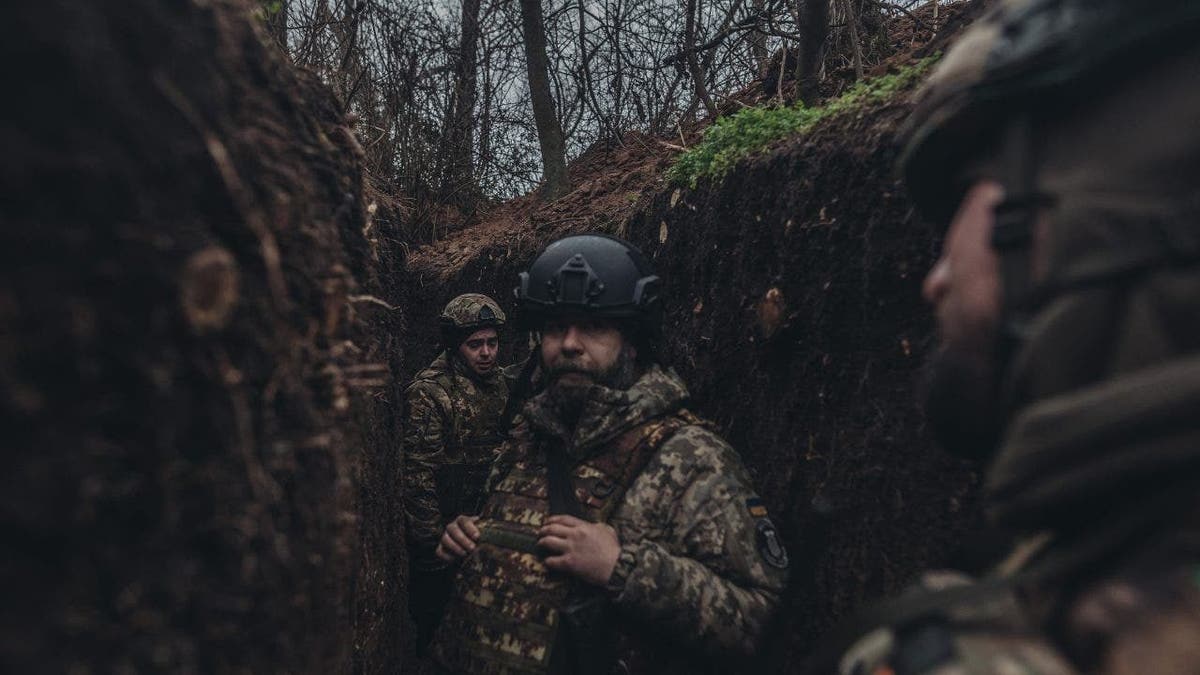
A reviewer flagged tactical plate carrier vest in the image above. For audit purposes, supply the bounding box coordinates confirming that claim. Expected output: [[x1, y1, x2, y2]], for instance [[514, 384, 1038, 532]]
[[413, 357, 508, 519], [433, 410, 706, 674]]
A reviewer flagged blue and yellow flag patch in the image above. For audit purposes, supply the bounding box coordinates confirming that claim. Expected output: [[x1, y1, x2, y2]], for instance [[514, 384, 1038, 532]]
[[746, 498, 788, 569], [746, 497, 769, 518]]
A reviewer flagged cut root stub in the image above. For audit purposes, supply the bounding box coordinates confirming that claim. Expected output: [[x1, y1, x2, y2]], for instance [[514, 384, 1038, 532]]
[[180, 246, 240, 333]]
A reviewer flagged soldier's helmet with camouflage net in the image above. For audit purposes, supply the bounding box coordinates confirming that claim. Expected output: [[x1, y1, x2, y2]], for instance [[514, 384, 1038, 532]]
[[439, 293, 506, 347], [898, 0, 1200, 227]]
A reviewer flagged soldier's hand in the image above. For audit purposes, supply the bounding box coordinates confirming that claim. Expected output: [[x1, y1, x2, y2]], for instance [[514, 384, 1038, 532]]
[[537, 515, 620, 586], [436, 515, 481, 562]]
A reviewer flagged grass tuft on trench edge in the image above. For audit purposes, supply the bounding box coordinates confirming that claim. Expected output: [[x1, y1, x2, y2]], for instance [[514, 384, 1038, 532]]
[[667, 55, 941, 189]]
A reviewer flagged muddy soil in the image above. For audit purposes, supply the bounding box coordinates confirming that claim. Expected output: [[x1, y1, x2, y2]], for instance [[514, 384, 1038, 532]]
[[622, 105, 980, 663], [2, 1, 406, 672]]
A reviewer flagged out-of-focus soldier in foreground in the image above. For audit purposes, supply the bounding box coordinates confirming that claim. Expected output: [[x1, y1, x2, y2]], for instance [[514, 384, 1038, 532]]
[[431, 234, 788, 674], [403, 293, 511, 655], [833, 1, 1200, 674]]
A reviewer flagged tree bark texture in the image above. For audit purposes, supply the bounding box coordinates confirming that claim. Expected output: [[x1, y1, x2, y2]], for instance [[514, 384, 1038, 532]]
[[685, 0, 718, 117], [519, 0, 570, 200], [796, 0, 831, 105], [843, 0, 864, 80], [751, 0, 768, 73], [440, 0, 483, 213]]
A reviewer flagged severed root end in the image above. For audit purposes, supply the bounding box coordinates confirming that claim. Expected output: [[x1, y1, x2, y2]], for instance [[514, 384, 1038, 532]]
[[180, 246, 240, 333], [757, 287, 786, 340]]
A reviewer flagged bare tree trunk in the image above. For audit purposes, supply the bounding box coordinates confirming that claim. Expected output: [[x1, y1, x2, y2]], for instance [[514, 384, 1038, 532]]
[[610, 0, 627, 133], [751, 0, 768, 73], [478, 34, 495, 196], [685, 0, 717, 117], [329, 0, 363, 108], [441, 0, 483, 213], [843, 0, 864, 81], [578, 0, 616, 142], [519, 0, 570, 200], [795, 0, 830, 106]]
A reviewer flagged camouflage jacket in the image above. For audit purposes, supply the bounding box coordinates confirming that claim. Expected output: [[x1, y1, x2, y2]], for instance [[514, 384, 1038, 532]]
[[837, 558, 1200, 675], [835, 570, 1079, 675], [435, 365, 788, 673], [402, 352, 509, 570]]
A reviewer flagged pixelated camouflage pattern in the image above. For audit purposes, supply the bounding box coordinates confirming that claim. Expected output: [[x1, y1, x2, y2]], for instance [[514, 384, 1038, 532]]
[[435, 400, 689, 672], [441, 293, 507, 330], [433, 365, 787, 674], [910, 632, 1076, 675], [837, 558, 1200, 675], [841, 630, 1078, 675], [403, 352, 509, 570], [836, 571, 1078, 675]]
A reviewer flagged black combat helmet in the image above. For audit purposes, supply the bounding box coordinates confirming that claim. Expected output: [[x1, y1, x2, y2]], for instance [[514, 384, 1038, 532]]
[[515, 234, 662, 355]]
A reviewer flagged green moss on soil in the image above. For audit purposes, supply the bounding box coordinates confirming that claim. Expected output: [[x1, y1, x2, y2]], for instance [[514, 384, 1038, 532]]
[[668, 55, 940, 188]]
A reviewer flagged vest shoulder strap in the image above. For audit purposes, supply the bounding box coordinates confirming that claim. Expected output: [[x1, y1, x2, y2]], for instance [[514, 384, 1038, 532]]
[[588, 409, 708, 522]]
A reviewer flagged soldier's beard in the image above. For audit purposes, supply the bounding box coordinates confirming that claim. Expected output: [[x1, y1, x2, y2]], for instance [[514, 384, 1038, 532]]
[[543, 344, 640, 429], [922, 343, 1004, 462]]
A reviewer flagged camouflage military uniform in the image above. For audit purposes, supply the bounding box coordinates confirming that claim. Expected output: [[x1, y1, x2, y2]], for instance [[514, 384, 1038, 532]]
[[403, 351, 510, 569], [406, 293, 511, 656], [432, 365, 788, 674]]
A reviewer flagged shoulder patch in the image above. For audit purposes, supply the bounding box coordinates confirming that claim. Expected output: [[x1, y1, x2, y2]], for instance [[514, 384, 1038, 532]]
[[746, 497, 769, 518], [749, 500, 788, 569]]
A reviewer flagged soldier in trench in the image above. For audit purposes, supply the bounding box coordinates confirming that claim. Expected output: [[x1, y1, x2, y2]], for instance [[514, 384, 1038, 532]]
[[402, 293, 512, 656], [830, 1, 1200, 673], [430, 234, 789, 674]]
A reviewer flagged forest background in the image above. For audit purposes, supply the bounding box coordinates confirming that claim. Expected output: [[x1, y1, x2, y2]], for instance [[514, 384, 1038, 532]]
[[262, 0, 949, 238]]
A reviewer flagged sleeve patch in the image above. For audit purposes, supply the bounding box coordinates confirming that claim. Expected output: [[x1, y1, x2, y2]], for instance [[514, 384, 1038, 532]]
[[755, 519, 789, 569], [747, 498, 788, 569]]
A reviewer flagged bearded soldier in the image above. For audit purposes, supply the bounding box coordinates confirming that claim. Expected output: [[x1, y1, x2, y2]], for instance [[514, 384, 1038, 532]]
[[830, 2, 1200, 673], [403, 293, 511, 655], [431, 234, 788, 674]]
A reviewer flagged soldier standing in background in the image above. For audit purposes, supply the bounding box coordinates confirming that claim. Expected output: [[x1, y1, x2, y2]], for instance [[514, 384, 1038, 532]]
[[403, 293, 511, 655], [832, 1, 1200, 673], [431, 234, 788, 674]]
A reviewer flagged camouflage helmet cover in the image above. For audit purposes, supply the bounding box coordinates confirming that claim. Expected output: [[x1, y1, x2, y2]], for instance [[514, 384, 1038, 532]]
[[439, 293, 506, 335], [898, 0, 1200, 225]]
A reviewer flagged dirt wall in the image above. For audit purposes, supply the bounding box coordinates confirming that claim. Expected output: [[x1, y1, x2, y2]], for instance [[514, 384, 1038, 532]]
[[622, 108, 981, 663], [1, 1, 405, 672]]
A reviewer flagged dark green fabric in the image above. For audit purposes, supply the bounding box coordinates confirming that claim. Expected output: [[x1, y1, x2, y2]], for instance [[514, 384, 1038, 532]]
[[988, 354, 1200, 532]]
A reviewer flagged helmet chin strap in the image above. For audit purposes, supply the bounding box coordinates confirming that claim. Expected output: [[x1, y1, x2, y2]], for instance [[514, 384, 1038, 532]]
[[990, 112, 1050, 432]]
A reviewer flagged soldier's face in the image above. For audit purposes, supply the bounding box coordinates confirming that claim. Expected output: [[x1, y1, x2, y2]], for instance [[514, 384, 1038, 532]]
[[923, 180, 1004, 353], [539, 317, 633, 389], [921, 180, 1005, 457], [458, 328, 499, 376]]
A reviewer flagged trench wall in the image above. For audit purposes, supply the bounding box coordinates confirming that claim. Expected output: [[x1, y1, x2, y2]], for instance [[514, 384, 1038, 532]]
[[2, 1, 407, 671]]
